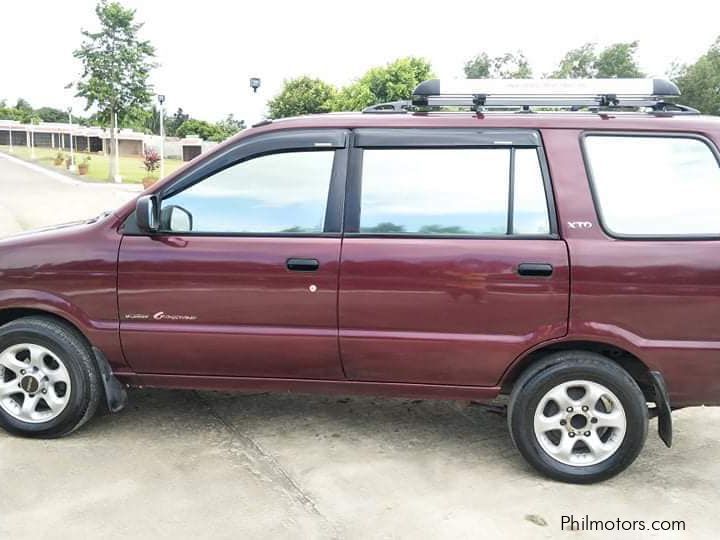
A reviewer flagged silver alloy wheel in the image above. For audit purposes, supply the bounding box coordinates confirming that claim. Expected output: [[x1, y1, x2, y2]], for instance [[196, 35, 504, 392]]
[[0, 343, 72, 423], [533, 380, 627, 466]]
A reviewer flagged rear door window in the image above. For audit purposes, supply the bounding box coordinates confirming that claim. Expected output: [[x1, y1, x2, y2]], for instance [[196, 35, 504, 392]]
[[584, 135, 720, 236], [359, 147, 551, 236]]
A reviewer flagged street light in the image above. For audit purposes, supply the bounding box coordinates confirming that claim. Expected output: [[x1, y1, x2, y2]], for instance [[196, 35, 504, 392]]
[[67, 107, 76, 172], [157, 94, 165, 179], [250, 77, 261, 93]]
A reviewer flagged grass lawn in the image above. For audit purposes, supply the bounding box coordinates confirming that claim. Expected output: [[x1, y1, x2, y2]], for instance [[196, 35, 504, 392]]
[[0, 145, 184, 184]]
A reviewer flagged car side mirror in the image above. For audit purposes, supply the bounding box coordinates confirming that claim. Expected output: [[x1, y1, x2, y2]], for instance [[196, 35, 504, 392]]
[[136, 195, 159, 233], [160, 205, 193, 233]]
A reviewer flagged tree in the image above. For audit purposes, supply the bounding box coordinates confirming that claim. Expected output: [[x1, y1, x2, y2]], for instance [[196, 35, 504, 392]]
[[35, 107, 70, 123], [175, 118, 221, 141], [215, 114, 246, 140], [464, 53, 491, 78], [595, 41, 644, 78], [267, 76, 336, 119], [551, 42, 644, 78], [333, 57, 433, 110], [551, 43, 597, 78], [166, 107, 189, 136], [15, 98, 32, 113], [672, 37, 720, 115], [73, 1, 157, 181], [464, 52, 532, 78]]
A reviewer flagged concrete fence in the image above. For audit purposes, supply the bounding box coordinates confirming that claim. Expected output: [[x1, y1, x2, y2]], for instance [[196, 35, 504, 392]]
[[0, 120, 218, 161]]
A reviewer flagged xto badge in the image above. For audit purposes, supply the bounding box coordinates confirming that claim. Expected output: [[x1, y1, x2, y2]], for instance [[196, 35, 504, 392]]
[[567, 221, 593, 229]]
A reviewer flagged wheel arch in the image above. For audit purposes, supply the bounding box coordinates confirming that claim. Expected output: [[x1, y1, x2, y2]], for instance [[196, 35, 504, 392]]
[[0, 308, 88, 340], [500, 340, 655, 400], [0, 307, 127, 413]]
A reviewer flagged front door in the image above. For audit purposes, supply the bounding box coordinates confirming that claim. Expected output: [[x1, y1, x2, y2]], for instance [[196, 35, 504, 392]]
[[118, 129, 349, 379], [338, 129, 570, 386]]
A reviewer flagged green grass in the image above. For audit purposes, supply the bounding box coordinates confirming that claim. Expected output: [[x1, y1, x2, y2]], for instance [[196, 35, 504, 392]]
[[0, 145, 184, 184]]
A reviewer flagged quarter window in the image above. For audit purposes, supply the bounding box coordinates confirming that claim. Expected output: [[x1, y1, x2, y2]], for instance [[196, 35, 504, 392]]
[[160, 150, 335, 234], [359, 147, 550, 235], [585, 135, 720, 236]]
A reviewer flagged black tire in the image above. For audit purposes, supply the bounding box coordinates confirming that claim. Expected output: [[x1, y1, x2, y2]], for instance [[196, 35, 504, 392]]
[[0, 316, 101, 438], [508, 351, 648, 483]]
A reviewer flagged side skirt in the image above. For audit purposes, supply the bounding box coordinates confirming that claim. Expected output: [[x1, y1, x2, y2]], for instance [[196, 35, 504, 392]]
[[119, 373, 502, 402]]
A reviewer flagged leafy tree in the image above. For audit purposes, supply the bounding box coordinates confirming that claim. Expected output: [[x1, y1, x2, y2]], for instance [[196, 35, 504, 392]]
[[464, 53, 491, 78], [333, 57, 433, 110], [672, 37, 720, 115], [174, 116, 245, 142], [35, 107, 70, 123], [215, 114, 246, 140], [73, 1, 157, 181], [551, 42, 644, 78], [595, 41, 644, 78], [15, 98, 33, 112], [464, 52, 532, 78], [551, 43, 597, 78], [0, 105, 24, 121], [267, 76, 336, 119], [166, 107, 189, 136], [175, 118, 221, 141]]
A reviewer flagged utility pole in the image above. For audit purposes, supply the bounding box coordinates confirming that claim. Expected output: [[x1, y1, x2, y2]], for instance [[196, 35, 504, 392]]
[[68, 107, 77, 172], [28, 124, 35, 160], [158, 94, 165, 178], [112, 111, 121, 183]]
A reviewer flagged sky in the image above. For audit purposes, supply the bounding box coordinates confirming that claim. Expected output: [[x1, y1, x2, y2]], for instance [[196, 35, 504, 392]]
[[2, 0, 719, 125]]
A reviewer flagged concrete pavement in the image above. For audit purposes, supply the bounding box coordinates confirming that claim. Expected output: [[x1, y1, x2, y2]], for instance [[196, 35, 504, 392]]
[[0, 152, 140, 233], [0, 153, 718, 539]]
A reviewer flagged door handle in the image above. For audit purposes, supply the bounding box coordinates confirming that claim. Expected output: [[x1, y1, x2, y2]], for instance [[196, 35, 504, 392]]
[[286, 258, 320, 272], [517, 263, 553, 277]]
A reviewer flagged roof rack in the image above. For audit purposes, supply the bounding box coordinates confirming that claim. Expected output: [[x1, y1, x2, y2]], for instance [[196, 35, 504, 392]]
[[362, 101, 412, 113], [361, 78, 699, 116]]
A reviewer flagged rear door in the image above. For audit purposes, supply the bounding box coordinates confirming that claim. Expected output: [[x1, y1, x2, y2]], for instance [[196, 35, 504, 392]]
[[118, 129, 349, 379], [338, 128, 569, 386]]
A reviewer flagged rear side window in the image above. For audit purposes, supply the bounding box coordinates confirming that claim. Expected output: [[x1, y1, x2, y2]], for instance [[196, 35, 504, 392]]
[[359, 147, 550, 235], [585, 135, 720, 236]]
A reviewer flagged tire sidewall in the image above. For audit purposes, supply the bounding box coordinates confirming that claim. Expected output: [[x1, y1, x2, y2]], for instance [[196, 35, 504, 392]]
[[510, 360, 648, 483], [0, 326, 92, 437]]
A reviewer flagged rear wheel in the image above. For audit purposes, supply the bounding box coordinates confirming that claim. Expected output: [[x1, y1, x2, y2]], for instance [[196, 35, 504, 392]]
[[0, 317, 101, 438], [508, 351, 648, 483]]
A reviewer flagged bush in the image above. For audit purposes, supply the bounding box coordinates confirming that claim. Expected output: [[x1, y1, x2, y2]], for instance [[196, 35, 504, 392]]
[[143, 148, 161, 174]]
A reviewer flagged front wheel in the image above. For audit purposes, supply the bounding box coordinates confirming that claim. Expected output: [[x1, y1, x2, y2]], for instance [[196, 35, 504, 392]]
[[508, 352, 648, 483], [0, 317, 102, 438]]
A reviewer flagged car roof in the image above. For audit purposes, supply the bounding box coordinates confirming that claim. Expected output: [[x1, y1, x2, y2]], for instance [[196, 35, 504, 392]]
[[247, 111, 720, 135]]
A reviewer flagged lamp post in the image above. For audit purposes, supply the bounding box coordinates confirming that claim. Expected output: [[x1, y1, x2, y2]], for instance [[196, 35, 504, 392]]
[[249, 77, 262, 126], [157, 94, 165, 179], [8, 123, 12, 153], [68, 107, 76, 172]]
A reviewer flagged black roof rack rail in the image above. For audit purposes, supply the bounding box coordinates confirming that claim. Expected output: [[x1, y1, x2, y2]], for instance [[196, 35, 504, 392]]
[[362, 101, 412, 113]]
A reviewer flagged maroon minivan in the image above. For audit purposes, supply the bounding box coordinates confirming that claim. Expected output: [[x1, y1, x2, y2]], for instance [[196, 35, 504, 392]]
[[1, 78, 719, 483]]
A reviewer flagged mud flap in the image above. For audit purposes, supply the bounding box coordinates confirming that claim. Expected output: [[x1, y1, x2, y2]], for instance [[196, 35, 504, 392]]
[[649, 371, 672, 448], [92, 347, 128, 413]]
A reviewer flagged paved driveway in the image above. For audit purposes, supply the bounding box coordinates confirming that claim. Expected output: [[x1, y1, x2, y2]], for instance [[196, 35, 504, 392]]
[[0, 153, 718, 539]]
